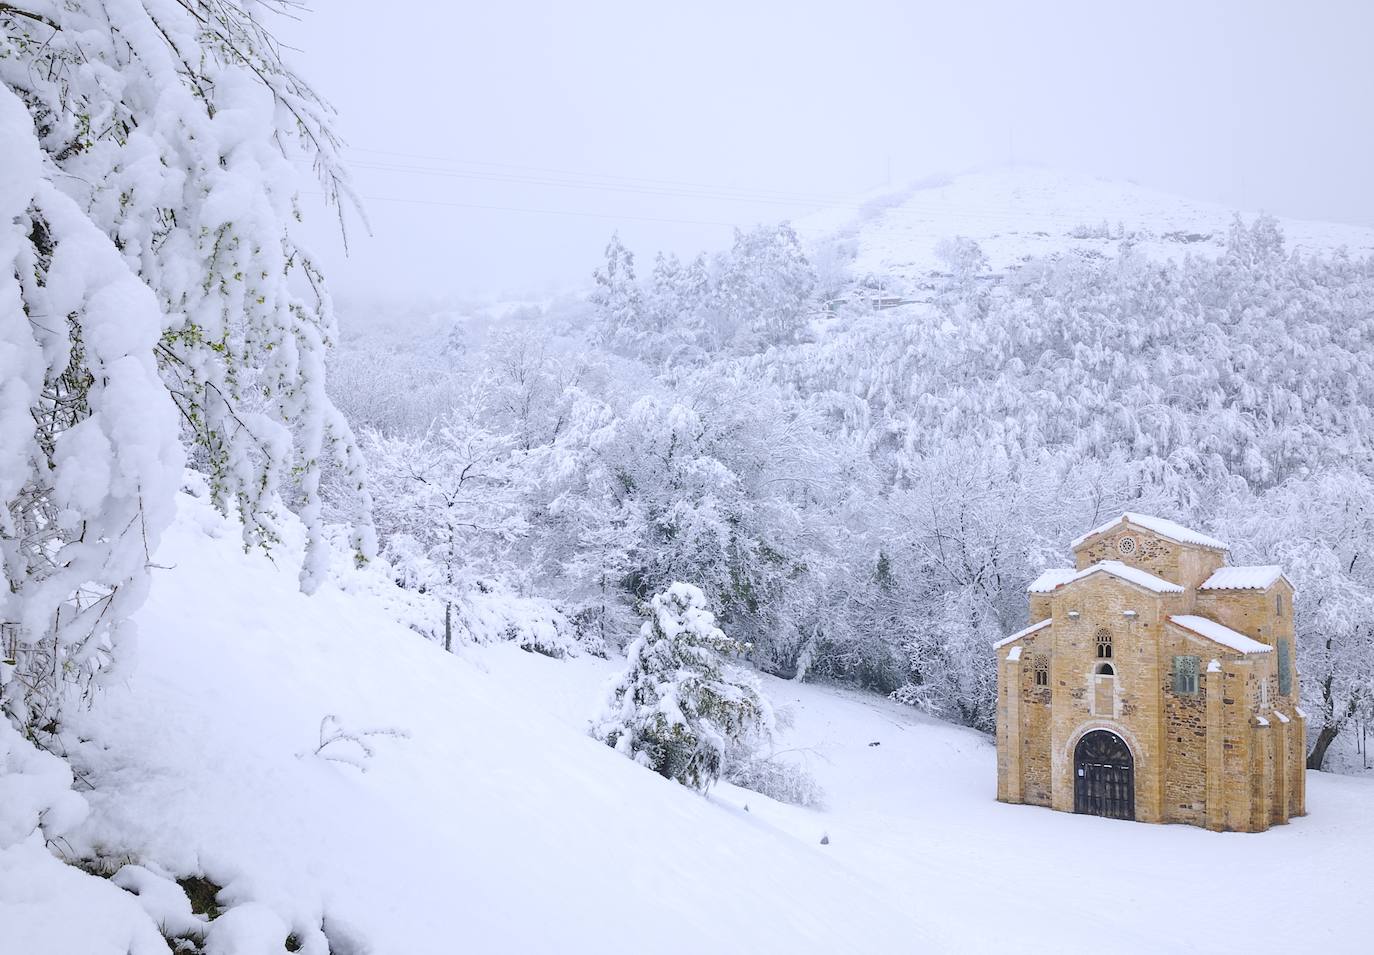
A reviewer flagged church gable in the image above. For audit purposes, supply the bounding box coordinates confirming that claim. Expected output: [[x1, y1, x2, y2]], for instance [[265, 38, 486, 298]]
[[1071, 512, 1229, 552], [1070, 513, 1227, 588], [1046, 560, 1183, 596]]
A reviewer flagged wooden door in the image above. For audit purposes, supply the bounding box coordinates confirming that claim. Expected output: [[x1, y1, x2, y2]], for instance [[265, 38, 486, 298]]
[[1074, 730, 1135, 820]]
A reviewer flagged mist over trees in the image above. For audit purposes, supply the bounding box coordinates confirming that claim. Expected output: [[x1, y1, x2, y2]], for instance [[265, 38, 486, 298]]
[[336, 216, 1374, 770]]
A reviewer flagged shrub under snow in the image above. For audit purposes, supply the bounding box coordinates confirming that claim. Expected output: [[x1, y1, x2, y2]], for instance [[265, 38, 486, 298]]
[[593, 583, 772, 790]]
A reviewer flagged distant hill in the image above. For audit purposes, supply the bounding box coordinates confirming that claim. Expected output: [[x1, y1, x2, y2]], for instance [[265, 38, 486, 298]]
[[801, 168, 1374, 293]]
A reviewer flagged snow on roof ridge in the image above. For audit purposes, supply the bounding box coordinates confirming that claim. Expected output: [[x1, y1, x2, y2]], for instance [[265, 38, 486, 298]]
[[1199, 565, 1286, 591], [1027, 568, 1077, 593], [993, 617, 1051, 649], [1071, 512, 1228, 551], [1169, 614, 1272, 655], [1038, 560, 1184, 595], [1087, 560, 1184, 593]]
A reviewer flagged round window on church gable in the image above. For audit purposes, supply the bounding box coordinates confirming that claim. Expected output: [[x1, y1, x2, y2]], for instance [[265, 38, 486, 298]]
[[1117, 535, 1138, 556]]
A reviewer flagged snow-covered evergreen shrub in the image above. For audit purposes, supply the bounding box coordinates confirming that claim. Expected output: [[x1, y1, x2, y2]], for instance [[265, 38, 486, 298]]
[[500, 608, 582, 660], [593, 583, 772, 790]]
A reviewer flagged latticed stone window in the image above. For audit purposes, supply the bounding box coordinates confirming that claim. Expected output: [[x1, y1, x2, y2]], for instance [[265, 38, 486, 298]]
[[1034, 656, 1049, 687], [1172, 655, 1200, 695], [1095, 628, 1113, 660], [1277, 638, 1291, 695]]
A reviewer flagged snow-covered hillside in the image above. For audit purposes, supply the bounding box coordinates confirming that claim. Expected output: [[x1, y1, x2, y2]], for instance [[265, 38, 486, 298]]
[[803, 167, 1374, 290], [9, 490, 1372, 953]]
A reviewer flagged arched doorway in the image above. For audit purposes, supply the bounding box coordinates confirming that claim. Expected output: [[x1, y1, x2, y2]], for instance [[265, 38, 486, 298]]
[[1074, 730, 1135, 820]]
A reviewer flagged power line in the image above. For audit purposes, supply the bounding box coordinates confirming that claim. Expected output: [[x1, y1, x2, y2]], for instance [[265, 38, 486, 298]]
[[337, 158, 838, 209], [342, 146, 856, 205], [325, 157, 1164, 229], [302, 191, 742, 227], [322, 148, 1221, 232]]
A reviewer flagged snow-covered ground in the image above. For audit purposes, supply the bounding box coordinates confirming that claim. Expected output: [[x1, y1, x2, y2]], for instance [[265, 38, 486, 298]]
[[8, 492, 1373, 953], [801, 167, 1374, 288]]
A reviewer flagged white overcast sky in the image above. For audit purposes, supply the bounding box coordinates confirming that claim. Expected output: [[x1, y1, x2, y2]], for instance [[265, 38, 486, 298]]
[[278, 0, 1374, 301]]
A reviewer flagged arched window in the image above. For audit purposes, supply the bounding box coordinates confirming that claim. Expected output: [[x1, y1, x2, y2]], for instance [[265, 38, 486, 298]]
[[1172, 655, 1200, 695], [1095, 661, 1115, 676], [1034, 657, 1049, 687], [1096, 628, 1113, 660]]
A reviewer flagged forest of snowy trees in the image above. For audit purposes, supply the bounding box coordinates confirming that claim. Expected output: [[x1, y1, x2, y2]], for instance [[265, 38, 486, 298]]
[[3, 0, 1371, 780], [334, 217, 1374, 771]]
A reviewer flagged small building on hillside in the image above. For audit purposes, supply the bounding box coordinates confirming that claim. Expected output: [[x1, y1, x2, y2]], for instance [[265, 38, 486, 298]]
[[995, 513, 1306, 831]]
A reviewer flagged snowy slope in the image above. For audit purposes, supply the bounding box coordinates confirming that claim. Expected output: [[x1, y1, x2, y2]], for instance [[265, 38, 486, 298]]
[[7, 489, 1371, 953], [38, 491, 918, 953], [802, 167, 1374, 289], [505, 646, 1374, 955]]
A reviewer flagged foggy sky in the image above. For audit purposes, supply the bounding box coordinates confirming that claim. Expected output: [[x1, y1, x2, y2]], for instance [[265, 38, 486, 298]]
[[279, 1, 1374, 302]]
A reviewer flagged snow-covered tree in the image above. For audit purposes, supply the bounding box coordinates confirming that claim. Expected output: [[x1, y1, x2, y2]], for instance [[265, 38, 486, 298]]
[[365, 415, 524, 650], [0, 86, 181, 728], [711, 223, 816, 349], [593, 583, 772, 790], [2, 0, 370, 728], [1214, 471, 1374, 769], [590, 233, 643, 348]]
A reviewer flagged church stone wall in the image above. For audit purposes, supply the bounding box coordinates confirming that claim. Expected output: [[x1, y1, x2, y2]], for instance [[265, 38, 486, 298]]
[[1021, 633, 1053, 806], [1216, 663, 1257, 830], [1194, 590, 1270, 644], [1160, 626, 1209, 826]]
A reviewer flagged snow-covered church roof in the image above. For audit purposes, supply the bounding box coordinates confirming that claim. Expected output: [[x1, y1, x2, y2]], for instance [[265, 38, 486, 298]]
[[1168, 615, 1271, 654], [1027, 568, 1077, 593], [1027, 560, 1183, 595], [993, 618, 1051, 649], [1199, 565, 1287, 591], [1071, 512, 1228, 551]]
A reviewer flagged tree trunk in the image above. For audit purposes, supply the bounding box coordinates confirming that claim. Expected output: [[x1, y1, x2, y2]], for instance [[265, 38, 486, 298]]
[[444, 601, 452, 653], [1307, 722, 1340, 770]]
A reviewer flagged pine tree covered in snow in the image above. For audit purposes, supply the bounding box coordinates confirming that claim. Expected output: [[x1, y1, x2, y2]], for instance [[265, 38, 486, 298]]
[[594, 583, 772, 790], [590, 233, 643, 349], [711, 223, 816, 349]]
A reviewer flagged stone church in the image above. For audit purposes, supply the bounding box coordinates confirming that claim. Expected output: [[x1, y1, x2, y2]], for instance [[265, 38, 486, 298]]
[[995, 513, 1305, 831]]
